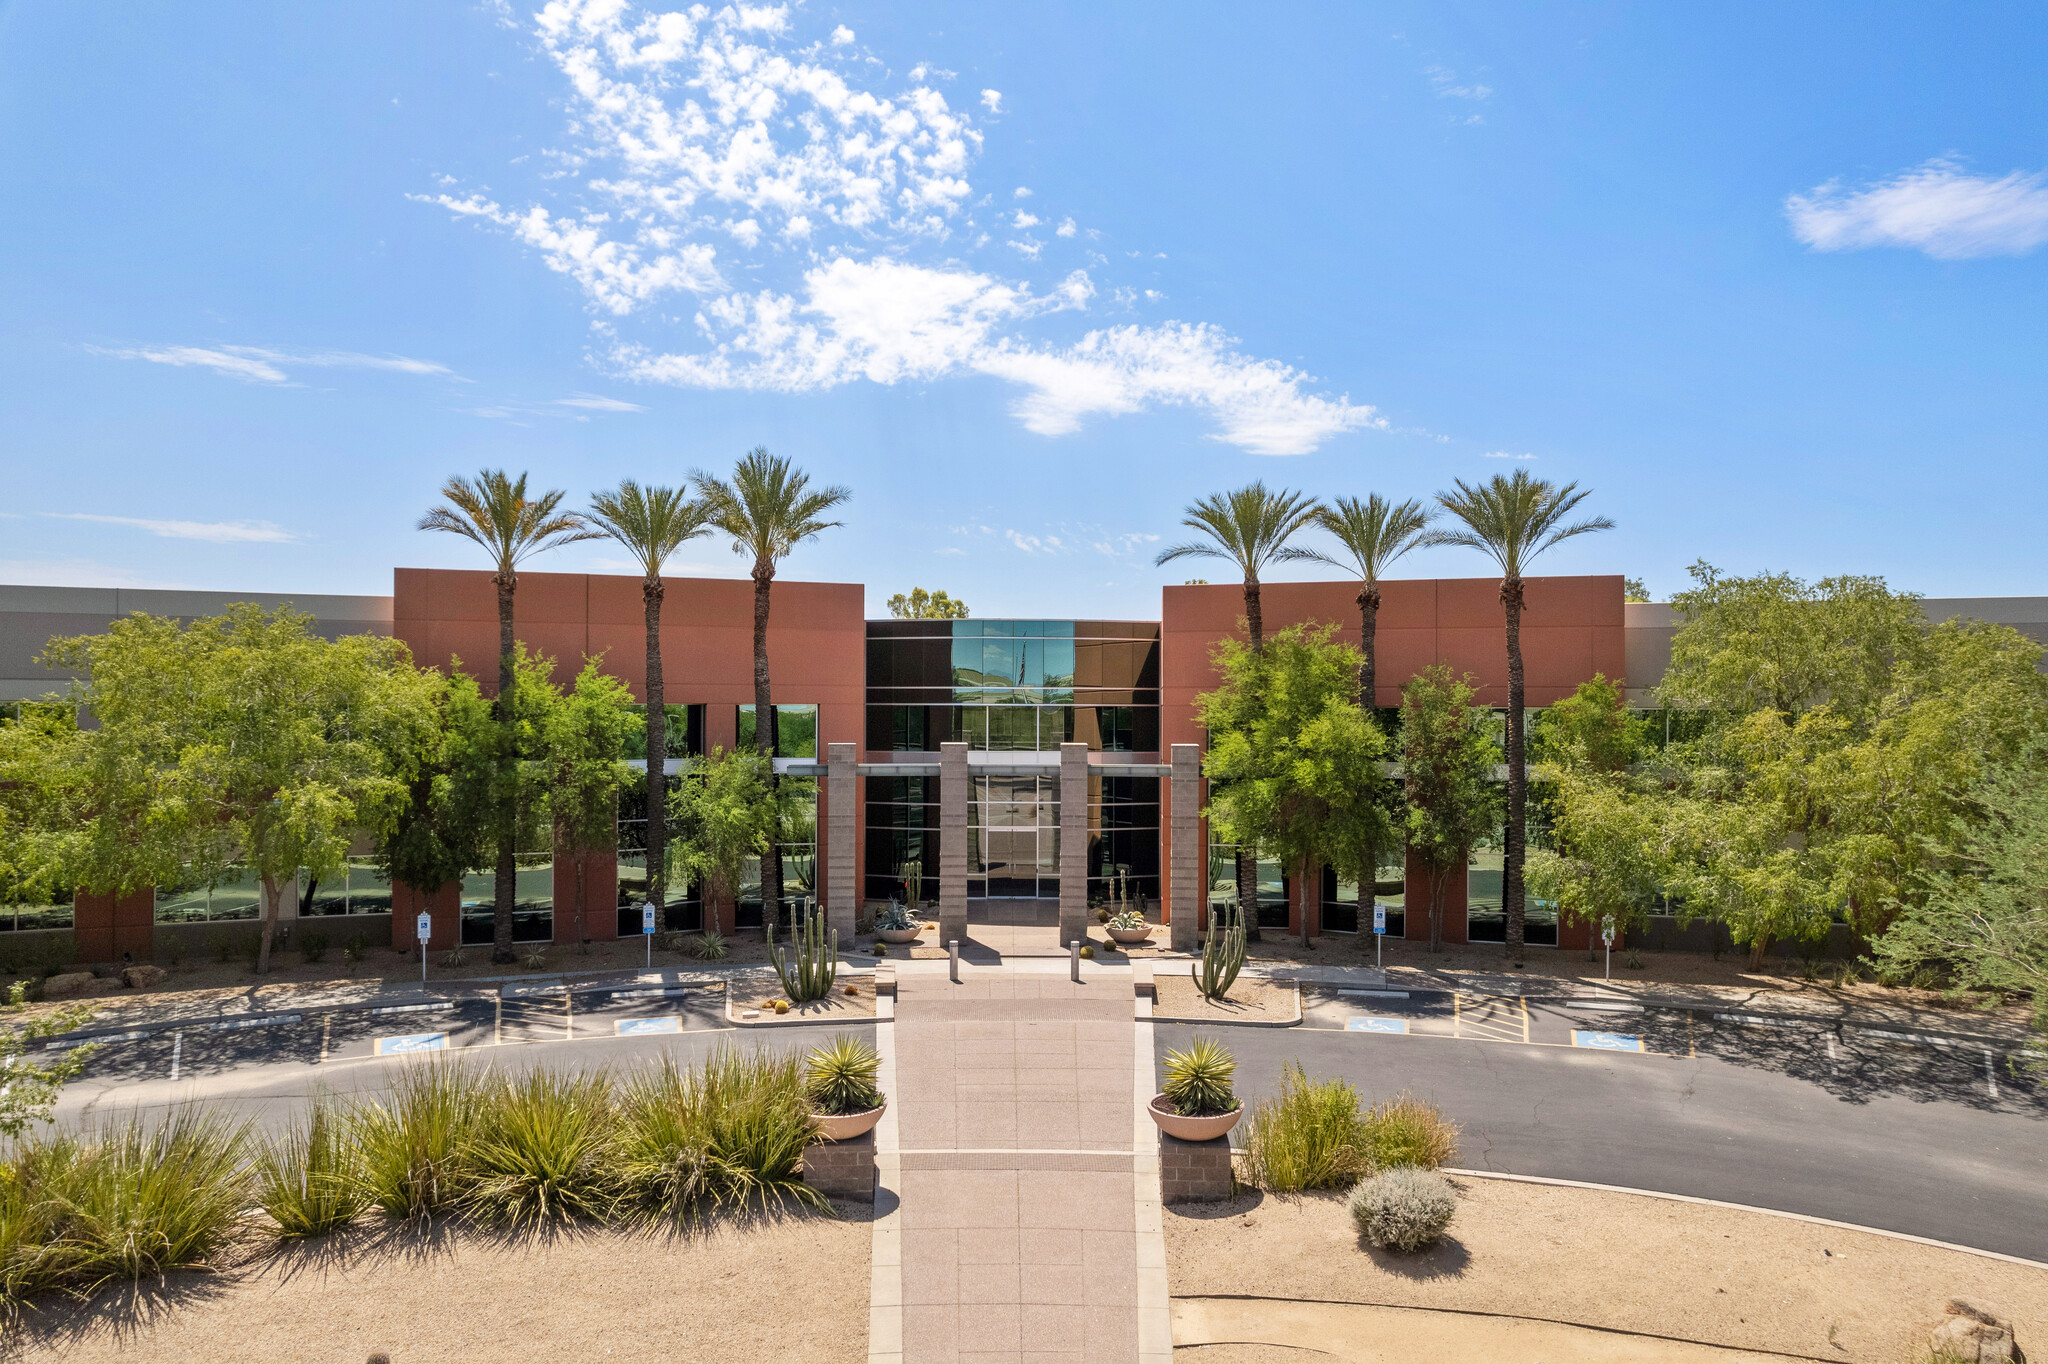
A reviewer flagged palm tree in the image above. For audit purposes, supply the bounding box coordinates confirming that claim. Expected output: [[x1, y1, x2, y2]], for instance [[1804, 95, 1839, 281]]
[[1426, 470, 1613, 962], [419, 469, 600, 963], [1301, 494, 1435, 707], [692, 449, 850, 934], [1155, 482, 1321, 940], [587, 481, 714, 930]]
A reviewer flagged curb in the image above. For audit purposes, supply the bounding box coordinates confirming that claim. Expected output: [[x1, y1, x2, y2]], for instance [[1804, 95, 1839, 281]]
[[1442, 1167, 2048, 1270]]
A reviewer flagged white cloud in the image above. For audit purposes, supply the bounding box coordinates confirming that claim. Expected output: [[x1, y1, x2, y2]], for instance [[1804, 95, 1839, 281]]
[[1092, 531, 1159, 556], [1786, 157, 2048, 259], [1005, 529, 1065, 554], [829, 24, 854, 45], [1482, 450, 1535, 460], [87, 343, 457, 385], [980, 89, 1002, 113], [423, 1, 1384, 455], [1426, 64, 1491, 100], [555, 393, 648, 411], [42, 513, 297, 544], [936, 546, 965, 556]]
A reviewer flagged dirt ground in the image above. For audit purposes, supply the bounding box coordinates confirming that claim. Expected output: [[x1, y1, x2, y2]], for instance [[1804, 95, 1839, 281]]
[[1164, 1176, 2048, 1363], [1153, 975, 1298, 1025], [9, 1207, 872, 1364], [731, 985, 878, 1022]]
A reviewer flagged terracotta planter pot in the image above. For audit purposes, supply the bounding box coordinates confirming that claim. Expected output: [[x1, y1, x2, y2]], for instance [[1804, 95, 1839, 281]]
[[1147, 1094, 1241, 1142], [812, 1099, 887, 1141], [877, 927, 921, 944], [1106, 926, 1153, 945]]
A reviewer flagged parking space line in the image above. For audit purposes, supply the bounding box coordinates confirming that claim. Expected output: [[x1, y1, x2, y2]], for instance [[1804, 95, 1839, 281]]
[[170, 1030, 181, 1081], [565, 992, 573, 1041], [1986, 1049, 2000, 1101], [1520, 997, 1530, 1044], [320, 1015, 331, 1065], [494, 996, 503, 1046]]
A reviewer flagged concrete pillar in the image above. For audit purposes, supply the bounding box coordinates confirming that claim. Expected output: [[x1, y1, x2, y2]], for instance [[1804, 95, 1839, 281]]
[[939, 742, 969, 946], [1058, 742, 1088, 946], [1169, 743, 1202, 952], [826, 742, 858, 940]]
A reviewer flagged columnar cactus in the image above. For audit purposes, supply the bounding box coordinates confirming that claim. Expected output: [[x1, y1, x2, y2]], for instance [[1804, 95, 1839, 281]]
[[1197, 907, 1246, 1001], [768, 902, 839, 1003]]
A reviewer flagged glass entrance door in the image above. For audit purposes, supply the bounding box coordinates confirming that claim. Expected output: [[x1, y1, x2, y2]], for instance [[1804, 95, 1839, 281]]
[[969, 774, 1060, 898]]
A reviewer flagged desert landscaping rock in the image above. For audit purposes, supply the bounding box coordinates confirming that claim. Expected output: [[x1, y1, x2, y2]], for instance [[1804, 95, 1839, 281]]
[[120, 963, 167, 989], [1153, 973, 1298, 1025], [40, 972, 97, 998], [1930, 1298, 2025, 1362]]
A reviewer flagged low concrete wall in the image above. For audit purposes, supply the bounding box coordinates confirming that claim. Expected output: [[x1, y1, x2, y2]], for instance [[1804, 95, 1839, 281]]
[[1159, 1133, 1234, 1203]]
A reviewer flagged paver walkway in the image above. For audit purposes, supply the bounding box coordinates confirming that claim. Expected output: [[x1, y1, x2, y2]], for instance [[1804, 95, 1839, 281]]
[[891, 972, 1140, 1363]]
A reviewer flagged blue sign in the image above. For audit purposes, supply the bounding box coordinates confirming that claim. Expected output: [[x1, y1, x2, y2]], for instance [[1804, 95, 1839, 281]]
[[375, 1032, 448, 1055], [1572, 1030, 1643, 1053], [642, 904, 657, 934], [1372, 904, 1387, 935], [1348, 1017, 1408, 1034], [616, 1016, 682, 1037]]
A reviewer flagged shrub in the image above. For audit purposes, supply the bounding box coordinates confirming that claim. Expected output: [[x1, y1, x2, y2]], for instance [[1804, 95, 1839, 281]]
[[256, 1096, 364, 1239], [521, 946, 548, 972], [344, 933, 367, 966], [613, 1048, 823, 1222], [299, 931, 330, 965], [0, 1108, 254, 1300], [440, 947, 467, 969], [806, 1034, 882, 1115], [874, 902, 915, 933], [1358, 1094, 1458, 1173], [207, 927, 241, 964], [1348, 1167, 1457, 1252], [1161, 1037, 1237, 1117], [464, 1070, 618, 1227], [1240, 1063, 1365, 1192], [692, 930, 728, 961], [347, 1060, 486, 1221]]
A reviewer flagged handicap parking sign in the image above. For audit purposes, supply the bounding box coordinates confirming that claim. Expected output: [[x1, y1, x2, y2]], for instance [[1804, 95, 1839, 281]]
[[1373, 904, 1386, 935], [375, 1032, 448, 1056], [1572, 1030, 1643, 1053], [642, 904, 656, 934], [1347, 1017, 1408, 1034]]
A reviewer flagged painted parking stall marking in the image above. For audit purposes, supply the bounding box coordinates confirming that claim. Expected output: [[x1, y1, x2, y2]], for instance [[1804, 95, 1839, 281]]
[[1573, 1030, 1644, 1053], [212, 1013, 301, 1031], [374, 1032, 448, 1056], [1347, 1017, 1409, 1034], [616, 1016, 683, 1037]]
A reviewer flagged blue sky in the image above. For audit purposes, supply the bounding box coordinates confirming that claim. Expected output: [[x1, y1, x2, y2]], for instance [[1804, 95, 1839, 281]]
[[2, 1, 2044, 616]]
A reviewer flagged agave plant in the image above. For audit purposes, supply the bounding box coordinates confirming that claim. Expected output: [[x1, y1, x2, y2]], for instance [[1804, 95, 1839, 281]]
[[1161, 1037, 1237, 1117], [804, 1034, 883, 1116]]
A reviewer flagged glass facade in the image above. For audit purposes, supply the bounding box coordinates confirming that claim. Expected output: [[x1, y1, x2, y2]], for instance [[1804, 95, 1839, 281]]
[[865, 620, 1161, 754], [617, 776, 704, 935], [866, 775, 940, 905], [1465, 793, 1558, 945], [738, 703, 818, 758], [460, 848, 555, 944]]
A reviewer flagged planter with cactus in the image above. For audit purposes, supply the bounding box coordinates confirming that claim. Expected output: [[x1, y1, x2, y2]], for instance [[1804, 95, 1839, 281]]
[[1104, 907, 1153, 946], [807, 1033, 887, 1140], [1149, 1036, 1241, 1140], [874, 900, 922, 944]]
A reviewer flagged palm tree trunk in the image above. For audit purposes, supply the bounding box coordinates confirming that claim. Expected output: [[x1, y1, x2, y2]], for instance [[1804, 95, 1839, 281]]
[[643, 577, 667, 925], [1501, 575, 1527, 963], [1239, 576, 1264, 941], [493, 570, 518, 965], [752, 564, 783, 936], [1357, 583, 1380, 708]]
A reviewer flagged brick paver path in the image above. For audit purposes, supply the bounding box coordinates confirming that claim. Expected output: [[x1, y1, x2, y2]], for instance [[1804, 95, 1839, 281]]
[[893, 973, 1139, 1363]]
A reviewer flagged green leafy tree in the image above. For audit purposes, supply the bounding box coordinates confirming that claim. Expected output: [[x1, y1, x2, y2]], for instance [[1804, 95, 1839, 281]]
[[0, 991, 97, 1138], [1399, 665, 1502, 953], [1623, 577, 1650, 603], [1528, 676, 1659, 958], [1532, 675, 1649, 775], [692, 449, 850, 932], [1300, 494, 1435, 706], [586, 481, 714, 919], [1155, 482, 1322, 937], [887, 587, 969, 619], [1199, 625, 1395, 947], [545, 660, 640, 947], [1877, 752, 2048, 1049], [667, 746, 778, 927], [19, 607, 442, 973], [1427, 470, 1613, 961], [419, 469, 600, 962]]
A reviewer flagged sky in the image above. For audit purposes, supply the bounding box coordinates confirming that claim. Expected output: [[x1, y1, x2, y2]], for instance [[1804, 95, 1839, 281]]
[[2, 1, 2044, 616]]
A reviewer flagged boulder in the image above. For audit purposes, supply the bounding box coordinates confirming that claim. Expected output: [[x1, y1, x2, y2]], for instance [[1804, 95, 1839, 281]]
[[121, 964, 168, 990], [42, 971, 96, 998], [1931, 1300, 2025, 1363]]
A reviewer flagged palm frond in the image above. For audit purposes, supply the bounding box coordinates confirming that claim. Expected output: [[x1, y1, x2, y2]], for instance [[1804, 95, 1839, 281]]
[[1301, 494, 1436, 583], [1426, 470, 1612, 579], [692, 447, 851, 566], [1151, 483, 1321, 581], [587, 480, 715, 579], [418, 469, 603, 573]]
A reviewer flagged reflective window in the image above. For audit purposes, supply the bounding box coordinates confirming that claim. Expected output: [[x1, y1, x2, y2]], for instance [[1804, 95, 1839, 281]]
[[737, 704, 817, 758]]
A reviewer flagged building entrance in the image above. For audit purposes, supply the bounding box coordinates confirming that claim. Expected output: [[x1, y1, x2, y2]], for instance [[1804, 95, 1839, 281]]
[[969, 773, 1059, 899]]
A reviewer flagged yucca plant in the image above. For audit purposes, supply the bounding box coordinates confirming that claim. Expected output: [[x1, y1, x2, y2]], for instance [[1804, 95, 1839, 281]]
[[1, 1108, 254, 1300], [1197, 909, 1246, 1001], [464, 1069, 619, 1227], [1240, 1062, 1366, 1193], [347, 1060, 485, 1221], [767, 904, 837, 1003], [1160, 1037, 1237, 1117], [613, 1048, 824, 1222], [805, 1035, 882, 1116], [256, 1094, 365, 1240], [692, 930, 728, 961]]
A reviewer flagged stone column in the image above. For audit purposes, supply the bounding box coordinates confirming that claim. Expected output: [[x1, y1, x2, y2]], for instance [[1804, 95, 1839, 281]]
[[1169, 743, 1203, 952], [826, 742, 857, 941], [1058, 742, 1089, 946], [939, 741, 969, 947]]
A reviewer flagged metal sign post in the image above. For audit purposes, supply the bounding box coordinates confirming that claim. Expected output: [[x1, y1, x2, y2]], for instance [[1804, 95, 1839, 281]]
[[643, 903, 656, 967], [416, 911, 432, 986], [1602, 916, 1615, 982], [1372, 903, 1386, 971]]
